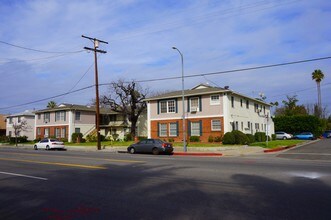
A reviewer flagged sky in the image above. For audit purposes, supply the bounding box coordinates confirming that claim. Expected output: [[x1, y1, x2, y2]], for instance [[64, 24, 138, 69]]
[[0, 0, 330, 115]]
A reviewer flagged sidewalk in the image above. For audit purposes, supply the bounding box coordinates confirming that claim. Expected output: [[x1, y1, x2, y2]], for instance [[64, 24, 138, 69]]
[[0, 144, 266, 157]]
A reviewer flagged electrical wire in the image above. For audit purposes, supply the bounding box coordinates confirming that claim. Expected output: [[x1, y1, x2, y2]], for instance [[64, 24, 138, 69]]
[[0, 55, 330, 111], [0, 40, 84, 54]]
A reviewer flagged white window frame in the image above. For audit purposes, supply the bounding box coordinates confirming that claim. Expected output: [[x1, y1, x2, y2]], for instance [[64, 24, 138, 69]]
[[159, 123, 167, 137], [61, 128, 66, 138], [191, 122, 200, 136], [169, 123, 177, 137], [210, 95, 220, 105], [55, 111, 66, 121], [211, 120, 221, 131], [190, 97, 199, 111], [37, 128, 41, 135], [44, 128, 49, 137], [75, 112, 81, 121], [55, 128, 61, 138], [160, 100, 176, 113]]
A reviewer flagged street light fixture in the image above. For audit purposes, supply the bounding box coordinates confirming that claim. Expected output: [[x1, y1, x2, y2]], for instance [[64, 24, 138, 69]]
[[172, 47, 187, 152]]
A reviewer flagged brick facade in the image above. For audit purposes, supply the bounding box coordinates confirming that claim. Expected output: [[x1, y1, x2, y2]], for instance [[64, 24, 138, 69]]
[[151, 117, 224, 143], [35, 125, 69, 140]]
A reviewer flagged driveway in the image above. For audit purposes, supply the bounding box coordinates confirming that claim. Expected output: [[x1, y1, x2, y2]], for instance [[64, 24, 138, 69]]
[[277, 139, 331, 161]]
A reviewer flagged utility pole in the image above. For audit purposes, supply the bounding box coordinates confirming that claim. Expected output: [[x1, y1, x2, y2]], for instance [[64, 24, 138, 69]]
[[82, 35, 108, 150]]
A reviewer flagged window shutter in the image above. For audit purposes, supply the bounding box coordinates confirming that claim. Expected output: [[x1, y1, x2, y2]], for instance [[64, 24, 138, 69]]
[[187, 98, 190, 112], [199, 120, 202, 136], [55, 112, 57, 122], [157, 101, 160, 114], [157, 122, 160, 137], [175, 98, 178, 113], [176, 121, 179, 136], [199, 96, 202, 111], [187, 120, 191, 136], [64, 111, 66, 121]]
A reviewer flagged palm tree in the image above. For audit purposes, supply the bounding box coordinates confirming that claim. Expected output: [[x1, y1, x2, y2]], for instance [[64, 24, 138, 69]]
[[47, 101, 57, 108], [312, 69, 324, 116]]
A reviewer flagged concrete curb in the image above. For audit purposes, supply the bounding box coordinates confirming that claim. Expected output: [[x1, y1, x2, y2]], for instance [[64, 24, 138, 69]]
[[172, 152, 223, 157], [264, 144, 296, 153]]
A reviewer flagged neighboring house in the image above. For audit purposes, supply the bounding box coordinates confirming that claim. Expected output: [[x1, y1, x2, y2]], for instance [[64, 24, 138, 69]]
[[0, 114, 7, 136], [145, 84, 275, 142], [34, 103, 147, 142], [6, 110, 35, 141]]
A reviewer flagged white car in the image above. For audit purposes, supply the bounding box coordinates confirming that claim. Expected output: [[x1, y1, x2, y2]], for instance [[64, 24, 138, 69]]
[[275, 131, 293, 140], [34, 138, 65, 150]]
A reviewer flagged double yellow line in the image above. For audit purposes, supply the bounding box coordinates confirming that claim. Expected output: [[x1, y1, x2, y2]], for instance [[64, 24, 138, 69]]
[[0, 152, 144, 170]]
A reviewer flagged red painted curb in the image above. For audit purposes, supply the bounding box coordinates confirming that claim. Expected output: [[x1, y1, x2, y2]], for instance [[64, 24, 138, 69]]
[[264, 144, 296, 153], [173, 152, 223, 157]]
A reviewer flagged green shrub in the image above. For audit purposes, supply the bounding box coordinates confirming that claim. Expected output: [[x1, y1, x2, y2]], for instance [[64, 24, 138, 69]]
[[246, 134, 255, 143], [124, 133, 133, 141], [222, 132, 235, 145], [168, 138, 174, 142], [9, 136, 28, 143], [232, 130, 249, 145], [208, 135, 214, 143], [138, 136, 148, 141], [86, 134, 105, 142], [271, 134, 276, 140], [255, 132, 266, 142], [214, 136, 222, 142], [189, 136, 200, 142], [71, 133, 83, 143]]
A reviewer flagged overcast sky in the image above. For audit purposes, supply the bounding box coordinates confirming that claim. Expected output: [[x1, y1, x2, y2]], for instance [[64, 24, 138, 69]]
[[0, 0, 330, 115]]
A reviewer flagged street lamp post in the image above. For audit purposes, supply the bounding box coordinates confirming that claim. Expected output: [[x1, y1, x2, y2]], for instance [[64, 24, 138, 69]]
[[172, 47, 187, 152]]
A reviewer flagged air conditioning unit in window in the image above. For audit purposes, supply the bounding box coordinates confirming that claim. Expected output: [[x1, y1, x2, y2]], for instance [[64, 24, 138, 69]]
[[190, 107, 198, 112]]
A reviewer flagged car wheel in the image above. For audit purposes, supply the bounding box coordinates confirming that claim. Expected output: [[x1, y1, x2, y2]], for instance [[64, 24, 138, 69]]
[[152, 148, 159, 155], [34, 145, 38, 150], [46, 145, 50, 150], [283, 137, 287, 140], [129, 147, 136, 154]]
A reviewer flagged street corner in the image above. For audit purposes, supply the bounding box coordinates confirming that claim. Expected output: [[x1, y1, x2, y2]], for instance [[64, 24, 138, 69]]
[[264, 144, 297, 153]]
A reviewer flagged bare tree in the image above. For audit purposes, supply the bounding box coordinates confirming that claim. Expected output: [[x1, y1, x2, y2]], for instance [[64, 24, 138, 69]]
[[12, 119, 30, 146], [101, 79, 149, 139]]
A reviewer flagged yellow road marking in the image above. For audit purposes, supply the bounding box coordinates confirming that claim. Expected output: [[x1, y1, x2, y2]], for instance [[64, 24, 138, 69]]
[[0, 152, 144, 164], [0, 158, 106, 170]]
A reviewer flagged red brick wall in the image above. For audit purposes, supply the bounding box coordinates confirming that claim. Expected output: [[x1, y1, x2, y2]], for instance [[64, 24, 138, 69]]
[[36, 126, 69, 140], [151, 117, 224, 143]]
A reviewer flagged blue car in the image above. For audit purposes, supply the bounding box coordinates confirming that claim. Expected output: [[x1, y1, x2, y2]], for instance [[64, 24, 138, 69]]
[[294, 132, 314, 140], [323, 131, 331, 138]]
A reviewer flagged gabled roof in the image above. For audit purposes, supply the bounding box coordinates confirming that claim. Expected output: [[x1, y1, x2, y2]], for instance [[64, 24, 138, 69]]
[[34, 103, 118, 114], [145, 84, 229, 101], [145, 84, 272, 106], [6, 110, 35, 118]]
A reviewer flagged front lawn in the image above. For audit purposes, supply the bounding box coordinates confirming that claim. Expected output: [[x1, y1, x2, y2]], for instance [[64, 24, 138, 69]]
[[249, 140, 306, 149]]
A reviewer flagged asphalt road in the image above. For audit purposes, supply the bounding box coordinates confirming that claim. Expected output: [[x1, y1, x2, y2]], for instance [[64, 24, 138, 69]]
[[0, 140, 330, 220]]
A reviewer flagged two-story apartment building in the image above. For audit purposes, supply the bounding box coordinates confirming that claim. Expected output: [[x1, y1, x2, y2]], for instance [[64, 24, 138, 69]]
[[6, 110, 35, 140], [145, 84, 274, 142], [0, 114, 7, 136], [34, 103, 147, 142]]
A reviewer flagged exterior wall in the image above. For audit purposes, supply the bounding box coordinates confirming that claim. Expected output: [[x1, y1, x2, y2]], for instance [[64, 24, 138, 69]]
[[6, 115, 35, 141], [35, 125, 69, 140], [150, 117, 224, 143], [225, 93, 275, 135], [0, 114, 6, 136], [149, 93, 223, 120], [136, 112, 147, 137]]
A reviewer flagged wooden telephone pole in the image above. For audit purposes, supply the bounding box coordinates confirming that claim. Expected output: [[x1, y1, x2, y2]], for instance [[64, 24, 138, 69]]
[[82, 35, 108, 150]]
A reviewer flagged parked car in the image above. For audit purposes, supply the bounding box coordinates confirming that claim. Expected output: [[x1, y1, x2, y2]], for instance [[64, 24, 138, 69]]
[[322, 130, 331, 138], [275, 131, 293, 140], [127, 139, 174, 155], [34, 138, 65, 150], [293, 132, 314, 140]]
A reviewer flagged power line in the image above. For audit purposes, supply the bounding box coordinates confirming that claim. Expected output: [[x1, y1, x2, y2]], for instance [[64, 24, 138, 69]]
[[1, 55, 330, 111], [0, 40, 84, 54]]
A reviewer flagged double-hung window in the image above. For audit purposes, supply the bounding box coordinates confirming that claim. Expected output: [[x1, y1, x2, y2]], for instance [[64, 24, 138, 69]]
[[55, 111, 66, 121], [210, 95, 220, 105], [159, 123, 167, 137], [169, 123, 178, 137], [159, 100, 176, 113], [44, 113, 50, 123], [190, 97, 199, 111], [191, 122, 201, 136], [75, 112, 81, 121], [211, 120, 221, 131]]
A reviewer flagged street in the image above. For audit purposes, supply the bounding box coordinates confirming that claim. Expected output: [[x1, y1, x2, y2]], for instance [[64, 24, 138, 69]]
[[0, 139, 331, 220]]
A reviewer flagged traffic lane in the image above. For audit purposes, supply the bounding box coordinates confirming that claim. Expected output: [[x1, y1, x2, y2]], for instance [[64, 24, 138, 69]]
[[1, 156, 331, 220], [277, 139, 331, 161]]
